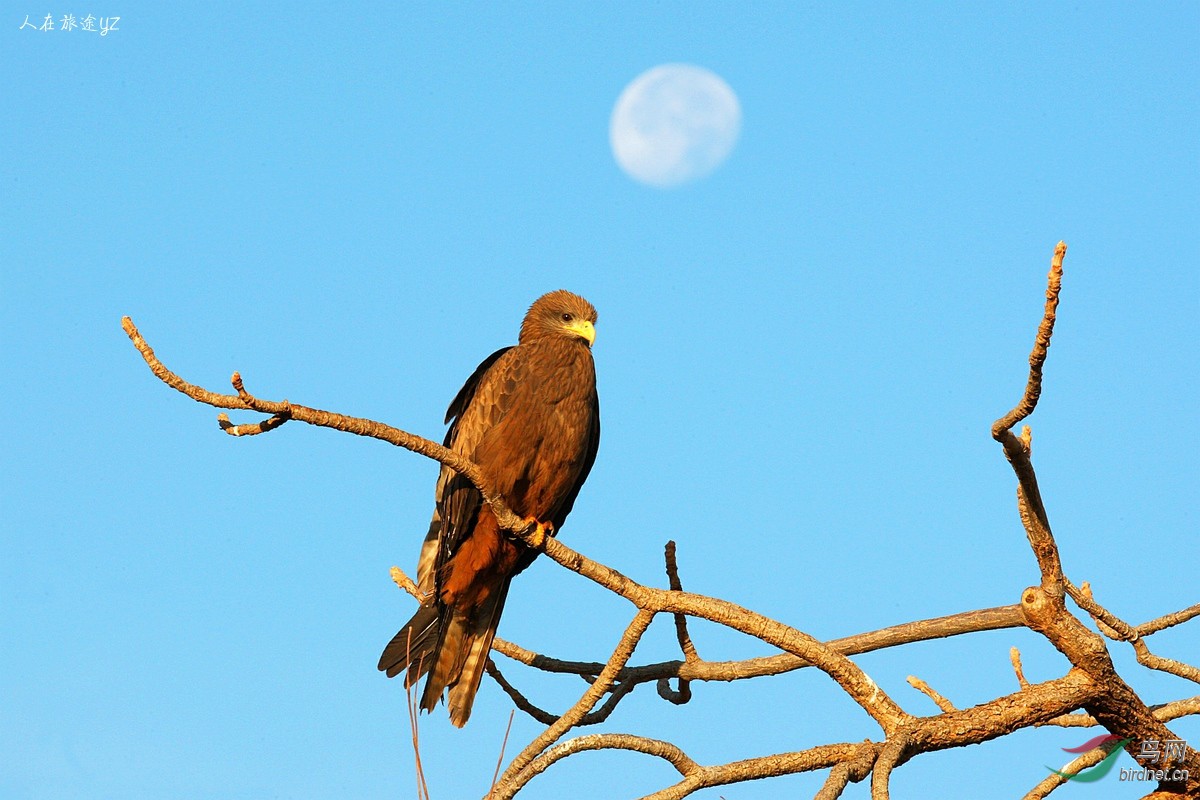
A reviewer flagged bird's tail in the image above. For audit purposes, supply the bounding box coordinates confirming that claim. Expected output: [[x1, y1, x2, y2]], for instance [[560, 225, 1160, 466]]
[[378, 604, 441, 689], [418, 581, 512, 728]]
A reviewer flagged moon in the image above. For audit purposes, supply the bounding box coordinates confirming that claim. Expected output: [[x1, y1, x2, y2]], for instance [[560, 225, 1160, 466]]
[[610, 64, 741, 188]]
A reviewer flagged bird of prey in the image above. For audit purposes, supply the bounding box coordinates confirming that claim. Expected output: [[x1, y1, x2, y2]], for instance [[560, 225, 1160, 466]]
[[379, 290, 600, 727]]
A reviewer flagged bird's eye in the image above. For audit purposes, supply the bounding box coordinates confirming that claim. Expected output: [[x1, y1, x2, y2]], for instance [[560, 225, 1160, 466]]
[[561, 313, 573, 322]]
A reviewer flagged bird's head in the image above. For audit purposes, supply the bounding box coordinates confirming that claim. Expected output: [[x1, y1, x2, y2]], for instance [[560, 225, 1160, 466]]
[[519, 290, 597, 347]]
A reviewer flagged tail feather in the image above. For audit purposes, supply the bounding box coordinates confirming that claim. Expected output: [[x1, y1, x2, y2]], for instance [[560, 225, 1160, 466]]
[[419, 611, 470, 714], [410, 582, 512, 727], [447, 584, 510, 727], [378, 604, 441, 688]]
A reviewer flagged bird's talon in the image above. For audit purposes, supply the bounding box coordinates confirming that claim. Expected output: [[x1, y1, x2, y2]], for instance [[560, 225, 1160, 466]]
[[522, 517, 553, 549]]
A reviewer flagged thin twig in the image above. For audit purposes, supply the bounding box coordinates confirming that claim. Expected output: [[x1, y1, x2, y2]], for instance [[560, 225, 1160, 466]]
[[486, 659, 558, 725], [662, 540, 695, 705], [664, 541, 699, 661], [1011, 647, 1030, 689], [487, 710, 516, 799], [906, 676, 956, 712], [992, 241, 1067, 439], [217, 411, 290, 436], [1067, 579, 1138, 640], [1139, 603, 1200, 636], [486, 658, 642, 727], [1022, 735, 1129, 800]]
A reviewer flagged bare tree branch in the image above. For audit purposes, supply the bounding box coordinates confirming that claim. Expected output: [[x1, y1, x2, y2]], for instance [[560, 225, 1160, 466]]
[[638, 742, 882, 800], [484, 659, 559, 726], [1139, 603, 1200, 636], [495, 609, 657, 797], [906, 675, 956, 713], [991, 241, 1066, 435], [491, 604, 1024, 687], [1040, 696, 1200, 729], [217, 410, 290, 436], [122, 315, 535, 539], [493, 733, 700, 792], [1067, 580, 1200, 685], [660, 540, 696, 705], [1022, 735, 1126, 800], [1011, 646, 1030, 689], [992, 241, 1067, 594], [871, 734, 908, 800], [814, 744, 879, 800], [982, 242, 1199, 793], [124, 241, 1200, 799]]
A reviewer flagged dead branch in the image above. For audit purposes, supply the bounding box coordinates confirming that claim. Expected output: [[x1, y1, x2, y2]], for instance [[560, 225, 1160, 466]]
[[484, 658, 639, 727], [484, 660, 558, 726], [814, 744, 878, 800], [1023, 734, 1128, 800], [122, 316, 533, 538], [1139, 603, 1200, 636], [639, 742, 882, 800], [1011, 647, 1030, 689], [661, 540, 696, 704], [492, 733, 700, 795], [992, 241, 1066, 595], [1040, 696, 1200, 729], [1067, 579, 1200, 685], [217, 410, 290, 436], [871, 734, 908, 800], [906, 675, 956, 713], [987, 243, 1199, 794]]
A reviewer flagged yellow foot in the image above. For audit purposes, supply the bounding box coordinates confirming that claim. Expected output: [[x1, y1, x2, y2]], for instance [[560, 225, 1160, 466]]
[[522, 517, 555, 549]]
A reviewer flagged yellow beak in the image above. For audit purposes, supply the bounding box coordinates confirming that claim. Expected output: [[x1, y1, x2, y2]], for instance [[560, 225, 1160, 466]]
[[565, 319, 596, 346]]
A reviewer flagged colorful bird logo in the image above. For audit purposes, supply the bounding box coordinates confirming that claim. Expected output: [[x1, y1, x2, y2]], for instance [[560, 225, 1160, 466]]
[[1046, 735, 1132, 782]]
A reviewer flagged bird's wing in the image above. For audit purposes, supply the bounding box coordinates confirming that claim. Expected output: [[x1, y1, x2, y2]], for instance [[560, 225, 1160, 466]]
[[443, 346, 513, 429], [415, 346, 519, 598], [548, 388, 600, 530]]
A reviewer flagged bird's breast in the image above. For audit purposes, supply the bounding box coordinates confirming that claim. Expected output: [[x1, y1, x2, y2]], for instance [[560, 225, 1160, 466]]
[[483, 346, 595, 517]]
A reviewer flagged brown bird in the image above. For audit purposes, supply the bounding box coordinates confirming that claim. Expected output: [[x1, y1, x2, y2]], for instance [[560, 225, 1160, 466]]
[[379, 290, 600, 726]]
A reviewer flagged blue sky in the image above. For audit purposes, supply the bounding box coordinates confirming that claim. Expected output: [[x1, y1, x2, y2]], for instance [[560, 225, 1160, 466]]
[[3, 3, 1197, 798]]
